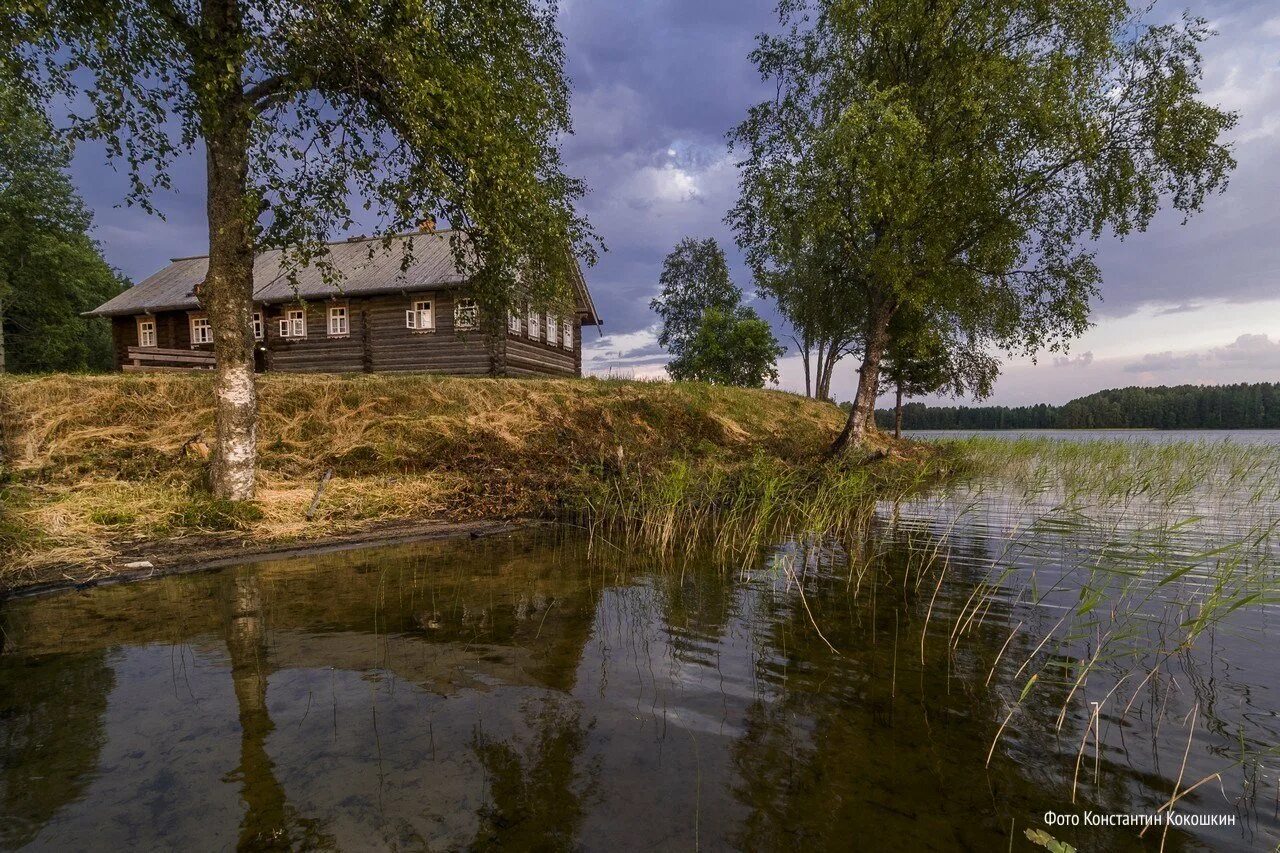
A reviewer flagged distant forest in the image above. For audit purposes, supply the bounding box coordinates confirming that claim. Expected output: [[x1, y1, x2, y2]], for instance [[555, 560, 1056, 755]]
[[874, 383, 1280, 430]]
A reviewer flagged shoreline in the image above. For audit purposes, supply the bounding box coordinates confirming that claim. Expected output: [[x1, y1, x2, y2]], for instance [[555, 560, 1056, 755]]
[[2, 374, 934, 600], [2, 516, 534, 601]]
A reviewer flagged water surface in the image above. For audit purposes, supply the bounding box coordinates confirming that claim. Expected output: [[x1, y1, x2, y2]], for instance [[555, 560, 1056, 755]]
[[906, 428, 1280, 445], [3, 503, 1277, 851]]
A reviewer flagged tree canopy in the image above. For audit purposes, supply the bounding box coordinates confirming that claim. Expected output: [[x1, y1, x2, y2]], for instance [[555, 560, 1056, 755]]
[[6, 0, 598, 498], [650, 238, 741, 354], [651, 237, 784, 387], [731, 0, 1236, 451], [0, 74, 123, 373], [669, 307, 785, 388]]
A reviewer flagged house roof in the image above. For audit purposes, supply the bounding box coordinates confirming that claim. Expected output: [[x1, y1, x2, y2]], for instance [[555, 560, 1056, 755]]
[[89, 230, 601, 324]]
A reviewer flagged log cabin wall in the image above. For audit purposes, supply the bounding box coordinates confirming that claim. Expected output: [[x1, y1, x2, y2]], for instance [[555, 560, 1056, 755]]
[[261, 299, 364, 373], [110, 317, 133, 367], [111, 311, 200, 367], [361, 291, 493, 375], [501, 319, 580, 378], [110, 291, 587, 378]]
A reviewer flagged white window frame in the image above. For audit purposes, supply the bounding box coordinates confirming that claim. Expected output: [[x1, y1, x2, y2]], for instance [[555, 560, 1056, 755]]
[[508, 311, 521, 335], [190, 315, 213, 346], [328, 304, 349, 336], [252, 311, 264, 341], [562, 318, 573, 350], [546, 314, 560, 346], [279, 308, 307, 339], [454, 298, 478, 331], [527, 309, 540, 341], [137, 317, 157, 348], [406, 299, 434, 331]]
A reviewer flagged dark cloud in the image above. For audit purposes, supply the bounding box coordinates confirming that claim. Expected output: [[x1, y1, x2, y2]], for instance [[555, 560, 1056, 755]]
[[68, 0, 1277, 391], [1091, 0, 1280, 316]]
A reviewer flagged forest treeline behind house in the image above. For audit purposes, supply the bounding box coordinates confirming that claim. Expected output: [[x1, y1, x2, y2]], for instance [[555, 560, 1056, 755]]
[[875, 383, 1280, 430], [0, 74, 123, 373]]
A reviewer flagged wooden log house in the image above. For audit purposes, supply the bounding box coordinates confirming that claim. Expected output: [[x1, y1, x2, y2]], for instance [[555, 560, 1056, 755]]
[[88, 230, 601, 378]]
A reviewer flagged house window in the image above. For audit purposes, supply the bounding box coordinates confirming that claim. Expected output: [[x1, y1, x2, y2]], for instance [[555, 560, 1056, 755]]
[[406, 299, 434, 331], [454, 298, 478, 330], [328, 305, 349, 336], [252, 312, 264, 341], [562, 318, 573, 350], [508, 311, 521, 335], [546, 315, 559, 346], [138, 318, 156, 348], [527, 309, 540, 340], [279, 308, 307, 338], [190, 316, 213, 345]]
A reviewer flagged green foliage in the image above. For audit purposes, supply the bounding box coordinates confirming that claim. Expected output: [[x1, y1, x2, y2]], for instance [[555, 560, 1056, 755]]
[[650, 237, 741, 352], [7, 0, 598, 322], [652, 237, 785, 387], [881, 307, 999, 401], [877, 382, 1280, 430], [730, 0, 1237, 428], [0, 74, 123, 373], [1025, 828, 1076, 853], [169, 495, 265, 532], [668, 306, 786, 388], [746, 227, 862, 400]]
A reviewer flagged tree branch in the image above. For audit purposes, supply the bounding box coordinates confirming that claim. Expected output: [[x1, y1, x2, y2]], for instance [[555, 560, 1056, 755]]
[[148, 0, 195, 50]]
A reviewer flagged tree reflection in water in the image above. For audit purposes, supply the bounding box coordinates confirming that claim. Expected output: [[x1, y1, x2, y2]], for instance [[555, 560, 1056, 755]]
[[225, 570, 334, 851], [470, 697, 595, 850], [0, 650, 113, 849]]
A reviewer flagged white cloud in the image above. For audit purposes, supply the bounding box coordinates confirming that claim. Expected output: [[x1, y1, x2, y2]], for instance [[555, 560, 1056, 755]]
[[1053, 351, 1094, 368], [582, 324, 669, 377], [1125, 333, 1280, 373], [624, 162, 702, 206]]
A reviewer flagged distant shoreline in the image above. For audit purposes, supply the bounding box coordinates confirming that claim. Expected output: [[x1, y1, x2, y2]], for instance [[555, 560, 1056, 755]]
[[902, 427, 1279, 432], [875, 382, 1280, 432]]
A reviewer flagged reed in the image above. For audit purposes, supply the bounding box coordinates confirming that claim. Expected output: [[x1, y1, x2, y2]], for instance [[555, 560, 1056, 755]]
[[577, 446, 957, 564], [896, 437, 1280, 786]]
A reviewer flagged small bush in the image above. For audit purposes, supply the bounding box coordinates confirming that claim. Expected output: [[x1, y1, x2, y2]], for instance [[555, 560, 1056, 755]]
[[169, 497, 265, 532], [89, 508, 137, 527]]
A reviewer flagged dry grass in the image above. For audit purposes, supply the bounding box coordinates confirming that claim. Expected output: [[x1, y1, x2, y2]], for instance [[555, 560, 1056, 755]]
[[1, 372, 862, 587]]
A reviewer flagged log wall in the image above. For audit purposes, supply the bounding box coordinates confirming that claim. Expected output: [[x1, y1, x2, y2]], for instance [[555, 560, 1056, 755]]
[[109, 291, 586, 378]]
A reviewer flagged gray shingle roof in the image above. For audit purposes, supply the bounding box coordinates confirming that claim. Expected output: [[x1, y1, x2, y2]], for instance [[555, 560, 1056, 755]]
[[89, 231, 601, 324]]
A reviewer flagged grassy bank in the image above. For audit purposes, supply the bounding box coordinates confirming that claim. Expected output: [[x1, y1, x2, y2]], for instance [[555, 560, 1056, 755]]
[[0, 373, 944, 591]]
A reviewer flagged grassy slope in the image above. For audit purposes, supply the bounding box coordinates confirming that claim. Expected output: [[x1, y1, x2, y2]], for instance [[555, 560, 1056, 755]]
[[2, 373, 906, 588]]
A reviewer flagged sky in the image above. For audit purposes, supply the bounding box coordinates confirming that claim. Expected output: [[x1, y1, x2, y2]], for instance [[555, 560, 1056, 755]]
[[70, 0, 1280, 406]]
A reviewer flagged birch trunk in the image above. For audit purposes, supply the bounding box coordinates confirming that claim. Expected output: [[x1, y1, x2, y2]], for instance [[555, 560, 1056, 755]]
[[894, 384, 903, 439], [829, 295, 893, 454], [799, 336, 812, 398], [201, 0, 258, 501]]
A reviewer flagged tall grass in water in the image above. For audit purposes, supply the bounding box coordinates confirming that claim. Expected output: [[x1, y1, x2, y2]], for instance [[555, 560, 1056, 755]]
[[589, 434, 1280, 818], [895, 437, 1280, 809], [578, 447, 958, 564]]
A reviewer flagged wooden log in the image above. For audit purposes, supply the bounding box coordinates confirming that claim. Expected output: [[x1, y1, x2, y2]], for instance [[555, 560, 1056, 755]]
[[306, 469, 334, 520], [122, 364, 215, 373]]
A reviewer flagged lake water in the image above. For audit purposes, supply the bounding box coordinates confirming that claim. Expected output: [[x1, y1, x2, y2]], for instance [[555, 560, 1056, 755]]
[[4, 452, 1279, 853], [907, 428, 1280, 445]]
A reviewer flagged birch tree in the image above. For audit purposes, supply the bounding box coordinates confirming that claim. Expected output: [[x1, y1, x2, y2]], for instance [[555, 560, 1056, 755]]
[[7, 0, 597, 498], [731, 0, 1236, 452]]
